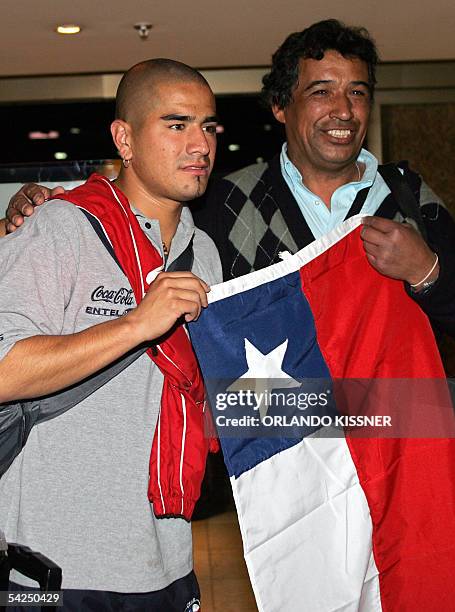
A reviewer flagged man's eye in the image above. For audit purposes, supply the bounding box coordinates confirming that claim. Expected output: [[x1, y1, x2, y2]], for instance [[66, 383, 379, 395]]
[[312, 89, 328, 96], [203, 125, 217, 134], [170, 124, 185, 130], [352, 89, 371, 99]]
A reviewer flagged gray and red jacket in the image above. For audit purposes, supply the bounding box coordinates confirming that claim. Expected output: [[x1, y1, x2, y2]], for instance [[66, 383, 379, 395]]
[[58, 173, 218, 520]]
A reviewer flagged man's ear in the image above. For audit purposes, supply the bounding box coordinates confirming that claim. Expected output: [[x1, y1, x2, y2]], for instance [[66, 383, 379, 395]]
[[272, 104, 286, 125], [111, 119, 132, 162]]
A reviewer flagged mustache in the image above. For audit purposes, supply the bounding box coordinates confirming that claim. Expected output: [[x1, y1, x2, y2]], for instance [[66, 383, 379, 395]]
[[321, 121, 359, 130], [180, 155, 210, 164]]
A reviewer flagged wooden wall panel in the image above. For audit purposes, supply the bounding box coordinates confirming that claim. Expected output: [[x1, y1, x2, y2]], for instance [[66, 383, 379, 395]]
[[381, 102, 455, 375], [381, 103, 455, 215]]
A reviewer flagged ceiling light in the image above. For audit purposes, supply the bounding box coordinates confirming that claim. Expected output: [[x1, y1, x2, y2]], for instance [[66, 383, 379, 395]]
[[29, 130, 60, 140], [228, 144, 240, 152], [56, 24, 81, 35], [134, 23, 152, 40], [54, 152, 68, 160]]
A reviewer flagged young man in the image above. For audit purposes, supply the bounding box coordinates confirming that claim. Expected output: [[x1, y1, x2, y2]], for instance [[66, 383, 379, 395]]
[[0, 59, 221, 610]]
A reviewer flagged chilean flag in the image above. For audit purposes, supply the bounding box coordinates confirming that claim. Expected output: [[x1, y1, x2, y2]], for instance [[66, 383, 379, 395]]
[[189, 216, 455, 612]]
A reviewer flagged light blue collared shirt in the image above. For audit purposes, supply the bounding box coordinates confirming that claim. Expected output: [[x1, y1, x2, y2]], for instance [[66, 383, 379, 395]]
[[280, 144, 392, 239]]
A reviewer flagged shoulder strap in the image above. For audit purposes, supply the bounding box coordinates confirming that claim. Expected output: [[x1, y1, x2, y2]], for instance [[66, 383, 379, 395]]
[[36, 345, 148, 424], [343, 186, 371, 221], [79, 208, 123, 271], [167, 236, 194, 272], [378, 163, 428, 241], [0, 343, 151, 479], [79, 207, 194, 273]]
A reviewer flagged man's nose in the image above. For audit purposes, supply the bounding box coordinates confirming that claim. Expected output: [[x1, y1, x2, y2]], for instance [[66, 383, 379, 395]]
[[187, 126, 210, 156], [329, 93, 354, 121]]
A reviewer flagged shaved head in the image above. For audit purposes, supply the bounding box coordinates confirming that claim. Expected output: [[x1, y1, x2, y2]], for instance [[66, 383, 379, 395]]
[[115, 58, 211, 126], [111, 58, 217, 209]]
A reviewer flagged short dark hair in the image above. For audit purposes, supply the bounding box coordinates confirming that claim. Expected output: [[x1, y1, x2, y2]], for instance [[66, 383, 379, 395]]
[[115, 58, 211, 124], [262, 19, 379, 109]]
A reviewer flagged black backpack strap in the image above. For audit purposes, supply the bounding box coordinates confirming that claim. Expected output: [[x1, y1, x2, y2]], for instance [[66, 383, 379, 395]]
[[343, 186, 371, 220], [78, 208, 124, 272], [0, 343, 149, 477], [378, 163, 428, 242], [0, 537, 62, 591], [80, 207, 194, 273], [167, 237, 194, 272], [36, 345, 148, 424]]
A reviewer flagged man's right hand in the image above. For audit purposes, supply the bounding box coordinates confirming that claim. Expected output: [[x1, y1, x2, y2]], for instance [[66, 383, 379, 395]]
[[6, 183, 65, 233], [0, 270, 210, 402], [127, 271, 210, 343]]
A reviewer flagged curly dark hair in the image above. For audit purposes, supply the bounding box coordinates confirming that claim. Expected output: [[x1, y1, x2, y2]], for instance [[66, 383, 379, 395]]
[[262, 19, 379, 109]]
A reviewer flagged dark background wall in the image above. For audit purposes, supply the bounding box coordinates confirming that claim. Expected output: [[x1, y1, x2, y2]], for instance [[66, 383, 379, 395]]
[[382, 102, 455, 216], [382, 102, 455, 375], [0, 95, 285, 177]]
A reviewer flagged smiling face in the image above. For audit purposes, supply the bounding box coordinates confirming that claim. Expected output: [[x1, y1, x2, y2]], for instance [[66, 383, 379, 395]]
[[113, 79, 217, 207], [273, 50, 371, 178]]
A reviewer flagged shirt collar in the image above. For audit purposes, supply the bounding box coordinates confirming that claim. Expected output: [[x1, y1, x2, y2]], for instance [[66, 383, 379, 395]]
[[280, 142, 378, 189], [131, 205, 195, 265]]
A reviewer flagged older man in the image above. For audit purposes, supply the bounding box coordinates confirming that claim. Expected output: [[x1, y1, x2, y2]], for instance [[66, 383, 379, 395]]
[[198, 19, 455, 335], [0, 59, 221, 610]]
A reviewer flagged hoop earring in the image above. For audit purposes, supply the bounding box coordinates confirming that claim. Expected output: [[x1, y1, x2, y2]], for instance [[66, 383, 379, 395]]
[[122, 158, 131, 168]]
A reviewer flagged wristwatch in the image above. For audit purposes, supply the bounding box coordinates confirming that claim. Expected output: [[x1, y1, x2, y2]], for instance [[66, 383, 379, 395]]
[[409, 277, 438, 295]]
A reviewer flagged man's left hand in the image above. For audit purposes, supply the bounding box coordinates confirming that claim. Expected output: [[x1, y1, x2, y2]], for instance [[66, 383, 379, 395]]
[[361, 216, 438, 287]]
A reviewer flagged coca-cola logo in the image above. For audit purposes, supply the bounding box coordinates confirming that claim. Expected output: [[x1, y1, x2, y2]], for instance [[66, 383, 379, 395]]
[[90, 286, 134, 306]]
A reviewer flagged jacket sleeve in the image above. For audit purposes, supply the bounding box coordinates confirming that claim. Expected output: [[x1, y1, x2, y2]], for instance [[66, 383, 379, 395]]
[[405, 191, 455, 338]]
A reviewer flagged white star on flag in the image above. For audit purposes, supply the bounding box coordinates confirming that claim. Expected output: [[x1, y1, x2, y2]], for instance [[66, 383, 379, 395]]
[[227, 338, 300, 419]]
